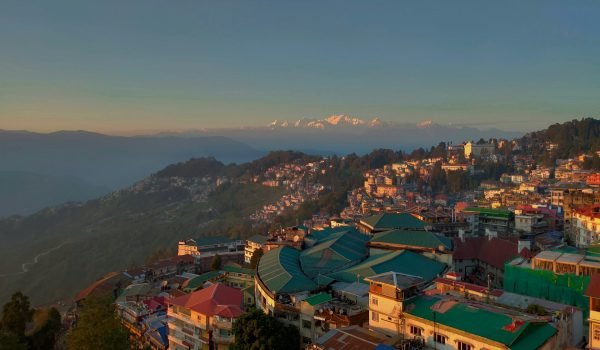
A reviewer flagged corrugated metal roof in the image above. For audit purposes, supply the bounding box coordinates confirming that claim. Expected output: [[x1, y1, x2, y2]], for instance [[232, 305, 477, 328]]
[[257, 246, 317, 294], [406, 296, 557, 349], [327, 250, 446, 283], [370, 229, 452, 251], [360, 213, 426, 230], [304, 292, 333, 306]]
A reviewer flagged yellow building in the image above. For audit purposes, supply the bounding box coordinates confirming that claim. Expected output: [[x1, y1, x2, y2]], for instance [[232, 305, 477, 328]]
[[366, 271, 558, 350], [167, 283, 243, 350], [573, 206, 600, 247], [585, 274, 600, 350]]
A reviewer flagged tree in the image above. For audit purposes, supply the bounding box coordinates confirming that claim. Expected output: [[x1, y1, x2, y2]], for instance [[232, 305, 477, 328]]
[[0, 331, 27, 350], [66, 295, 129, 350], [249, 249, 264, 269], [232, 309, 300, 350], [29, 307, 62, 350], [211, 254, 222, 271], [0, 292, 32, 339]]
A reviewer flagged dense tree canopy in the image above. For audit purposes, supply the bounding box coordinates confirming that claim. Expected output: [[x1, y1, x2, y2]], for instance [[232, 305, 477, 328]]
[[66, 295, 129, 350], [232, 309, 300, 350], [249, 249, 264, 269]]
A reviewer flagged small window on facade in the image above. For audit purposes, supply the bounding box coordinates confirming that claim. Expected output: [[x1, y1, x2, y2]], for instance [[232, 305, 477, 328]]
[[434, 333, 447, 344], [457, 341, 473, 350], [409, 325, 422, 337], [371, 311, 379, 322], [371, 297, 378, 305]]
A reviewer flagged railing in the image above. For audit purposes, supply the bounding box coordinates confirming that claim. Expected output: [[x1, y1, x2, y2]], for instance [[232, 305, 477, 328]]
[[214, 320, 233, 329]]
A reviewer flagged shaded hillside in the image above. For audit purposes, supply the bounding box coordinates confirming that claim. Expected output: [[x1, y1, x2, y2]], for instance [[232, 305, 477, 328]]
[[520, 118, 600, 160], [0, 172, 110, 218], [0, 156, 286, 305]]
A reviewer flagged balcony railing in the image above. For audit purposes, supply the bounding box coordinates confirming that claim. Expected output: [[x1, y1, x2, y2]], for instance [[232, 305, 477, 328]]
[[214, 320, 233, 329]]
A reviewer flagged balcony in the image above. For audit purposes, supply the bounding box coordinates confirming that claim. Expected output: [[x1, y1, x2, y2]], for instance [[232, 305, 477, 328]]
[[168, 311, 194, 324], [213, 334, 235, 345], [214, 320, 233, 330]]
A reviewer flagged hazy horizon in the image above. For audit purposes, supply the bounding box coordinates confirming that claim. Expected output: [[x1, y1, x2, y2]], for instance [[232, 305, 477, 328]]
[[2, 1, 600, 133]]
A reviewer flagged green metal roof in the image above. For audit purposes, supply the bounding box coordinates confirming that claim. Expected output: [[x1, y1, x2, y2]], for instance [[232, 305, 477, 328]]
[[463, 207, 513, 219], [405, 296, 557, 349], [370, 229, 452, 251], [184, 271, 223, 291], [304, 293, 333, 306], [360, 213, 426, 230], [308, 226, 360, 243], [257, 246, 318, 294], [327, 250, 446, 283], [300, 229, 369, 278], [222, 265, 255, 276]]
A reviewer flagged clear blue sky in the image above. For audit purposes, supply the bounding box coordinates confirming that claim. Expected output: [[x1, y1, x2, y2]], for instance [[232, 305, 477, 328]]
[[1, 0, 599, 132]]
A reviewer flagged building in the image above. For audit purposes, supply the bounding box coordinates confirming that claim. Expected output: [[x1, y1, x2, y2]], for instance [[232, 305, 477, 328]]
[[572, 205, 600, 247], [254, 229, 446, 347], [366, 271, 427, 337], [452, 236, 522, 288], [307, 325, 389, 350], [464, 141, 495, 159], [368, 229, 453, 265], [178, 236, 244, 257], [244, 234, 267, 264], [402, 295, 558, 350], [462, 207, 514, 235], [167, 283, 244, 350], [585, 273, 600, 350]]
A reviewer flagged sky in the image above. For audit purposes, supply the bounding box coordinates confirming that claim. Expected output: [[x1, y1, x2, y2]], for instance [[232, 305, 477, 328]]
[[1, 0, 599, 133]]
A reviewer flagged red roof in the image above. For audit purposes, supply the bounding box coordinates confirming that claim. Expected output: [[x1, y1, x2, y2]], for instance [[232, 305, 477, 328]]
[[453, 237, 520, 270], [168, 283, 243, 318], [584, 274, 600, 299], [143, 296, 167, 311], [75, 272, 122, 301], [573, 205, 600, 220]]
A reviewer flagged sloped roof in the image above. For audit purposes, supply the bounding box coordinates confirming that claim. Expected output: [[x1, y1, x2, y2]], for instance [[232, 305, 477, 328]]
[[308, 226, 360, 243], [360, 213, 426, 230], [365, 271, 425, 290], [405, 296, 556, 349], [584, 273, 600, 298], [300, 229, 369, 278], [453, 237, 519, 270], [327, 250, 446, 283], [168, 283, 243, 318], [257, 246, 317, 294], [183, 271, 224, 291], [370, 229, 452, 251], [222, 265, 255, 276]]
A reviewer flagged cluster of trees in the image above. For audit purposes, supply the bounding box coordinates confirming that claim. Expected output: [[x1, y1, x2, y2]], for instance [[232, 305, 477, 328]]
[[0, 292, 61, 350], [66, 295, 129, 350], [522, 118, 600, 161], [232, 309, 300, 350]]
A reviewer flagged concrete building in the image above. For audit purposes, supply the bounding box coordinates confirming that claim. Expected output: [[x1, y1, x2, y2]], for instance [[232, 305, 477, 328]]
[[177, 236, 244, 257], [572, 205, 600, 247], [167, 283, 243, 350], [244, 234, 267, 264], [585, 274, 600, 350], [464, 141, 495, 159]]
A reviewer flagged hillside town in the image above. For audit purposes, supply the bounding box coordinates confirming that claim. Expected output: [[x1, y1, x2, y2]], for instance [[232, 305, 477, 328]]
[[64, 136, 600, 350]]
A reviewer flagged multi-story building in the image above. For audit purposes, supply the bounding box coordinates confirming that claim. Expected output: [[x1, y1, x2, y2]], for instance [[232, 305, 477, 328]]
[[572, 205, 600, 247], [366, 272, 559, 350], [464, 141, 495, 159], [585, 274, 600, 350], [244, 234, 267, 264], [462, 207, 514, 235], [178, 236, 244, 257], [167, 283, 243, 350]]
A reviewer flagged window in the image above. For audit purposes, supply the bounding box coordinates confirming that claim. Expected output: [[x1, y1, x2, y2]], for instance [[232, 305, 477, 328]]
[[371, 297, 378, 305], [457, 341, 473, 350], [371, 311, 379, 322], [409, 325, 422, 337], [302, 320, 312, 329], [302, 336, 312, 344], [434, 333, 447, 344]]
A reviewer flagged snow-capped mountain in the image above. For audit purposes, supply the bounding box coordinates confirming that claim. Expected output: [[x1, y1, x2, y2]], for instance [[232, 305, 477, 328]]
[[269, 115, 384, 129]]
